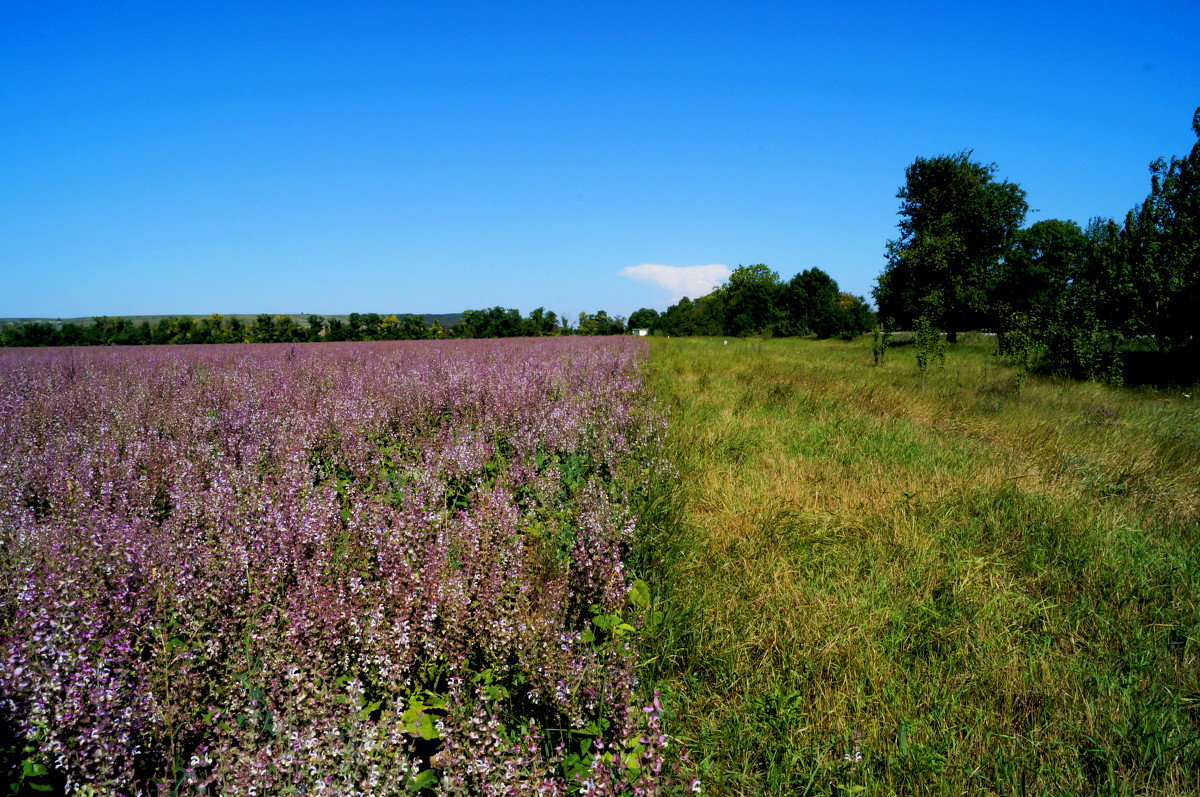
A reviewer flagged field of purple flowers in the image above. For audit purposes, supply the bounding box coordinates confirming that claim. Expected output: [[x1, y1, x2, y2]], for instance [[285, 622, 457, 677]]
[[0, 338, 686, 795]]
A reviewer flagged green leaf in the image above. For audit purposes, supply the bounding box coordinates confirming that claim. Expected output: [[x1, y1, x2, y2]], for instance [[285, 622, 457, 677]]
[[400, 698, 442, 740], [580, 718, 610, 737], [628, 579, 650, 608], [359, 699, 382, 721], [408, 768, 440, 791]]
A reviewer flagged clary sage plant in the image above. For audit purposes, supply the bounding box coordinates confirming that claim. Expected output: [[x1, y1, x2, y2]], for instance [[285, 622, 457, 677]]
[[0, 338, 690, 796]]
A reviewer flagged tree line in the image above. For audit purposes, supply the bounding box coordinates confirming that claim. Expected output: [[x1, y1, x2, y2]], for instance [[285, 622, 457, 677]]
[[2, 266, 882, 348], [627, 264, 876, 340], [0, 307, 640, 348], [10, 105, 1192, 362], [449, 307, 631, 338], [874, 105, 1200, 384], [0, 313, 439, 347]]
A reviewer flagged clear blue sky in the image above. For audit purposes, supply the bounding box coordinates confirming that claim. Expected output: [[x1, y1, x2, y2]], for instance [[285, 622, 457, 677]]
[[2, 0, 1198, 320]]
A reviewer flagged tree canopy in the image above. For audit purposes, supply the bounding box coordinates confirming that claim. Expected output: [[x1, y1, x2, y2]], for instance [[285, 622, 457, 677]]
[[875, 151, 1028, 340], [871, 105, 1200, 385], [993, 218, 1086, 321], [721, 264, 783, 336], [627, 308, 659, 330], [783, 268, 839, 338], [650, 265, 874, 340]]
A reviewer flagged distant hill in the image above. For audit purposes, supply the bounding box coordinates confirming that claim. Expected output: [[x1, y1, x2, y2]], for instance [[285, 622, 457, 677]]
[[0, 312, 466, 329]]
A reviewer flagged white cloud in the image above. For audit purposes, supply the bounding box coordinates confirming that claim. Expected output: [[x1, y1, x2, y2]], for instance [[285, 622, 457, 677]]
[[619, 263, 730, 301]]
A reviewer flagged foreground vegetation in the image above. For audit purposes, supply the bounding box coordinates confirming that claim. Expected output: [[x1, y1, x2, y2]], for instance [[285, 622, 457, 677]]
[[1, 339, 688, 795], [641, 336, 1199, 795]]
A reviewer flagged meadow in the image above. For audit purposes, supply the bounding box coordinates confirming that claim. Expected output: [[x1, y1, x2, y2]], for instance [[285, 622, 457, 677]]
[[4, 334, 1198, 796], [0, 339, 687, 795], [639, 336, 1200, 795]]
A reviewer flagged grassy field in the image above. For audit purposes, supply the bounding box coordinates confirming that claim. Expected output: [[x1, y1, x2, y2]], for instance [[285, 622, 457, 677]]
[[637, 336, 1200, 795]]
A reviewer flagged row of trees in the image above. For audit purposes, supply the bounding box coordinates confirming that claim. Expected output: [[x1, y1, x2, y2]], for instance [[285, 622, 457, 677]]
[[875, 105, 1199, 382], [0, 307, 640, 348], [631, 264, 875, 339], [446, 307, 627, 338], [0, 313, 446, 347]]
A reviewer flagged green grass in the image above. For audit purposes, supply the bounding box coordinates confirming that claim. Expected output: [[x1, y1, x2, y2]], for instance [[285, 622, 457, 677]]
[[637, 336, 1200, 796]]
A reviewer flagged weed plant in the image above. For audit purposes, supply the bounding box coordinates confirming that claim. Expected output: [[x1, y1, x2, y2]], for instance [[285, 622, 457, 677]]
[[913, 317, 947, 387], [871, 327, 893, 368], [640, 335, 1200, 795]]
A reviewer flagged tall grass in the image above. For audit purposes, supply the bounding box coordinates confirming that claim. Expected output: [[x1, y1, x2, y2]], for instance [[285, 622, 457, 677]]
[[639, 336, 1200, 795]]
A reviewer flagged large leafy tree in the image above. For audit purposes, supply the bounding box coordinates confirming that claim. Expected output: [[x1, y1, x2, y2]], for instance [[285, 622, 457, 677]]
[[627, 307, 659, 332], [783, 267, 839, 336], [781, 268, 875, 339], [832, 293, 877, 340], [993, 219, 1086, 322], [273, 315, 303, 342], [400, 313, 434, 339], [722, 264, 782, 336], [576, 310, 626, 335], [654, 294, 725, 336], [656, 297, 697, 336], [876, 152, 1028, 341], [523, 307, 559, 336], [249, 314, 277, 343]]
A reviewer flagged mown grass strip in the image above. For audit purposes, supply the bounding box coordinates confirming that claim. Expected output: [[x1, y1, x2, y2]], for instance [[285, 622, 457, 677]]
[[640, 336, 1200, 796]]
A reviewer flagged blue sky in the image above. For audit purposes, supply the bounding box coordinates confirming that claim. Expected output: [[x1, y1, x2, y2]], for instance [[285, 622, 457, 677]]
[[2, 1, 1198, 320]]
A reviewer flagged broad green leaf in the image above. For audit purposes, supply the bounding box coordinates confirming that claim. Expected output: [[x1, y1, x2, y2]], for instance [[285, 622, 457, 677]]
[[400, 700, 441, 740], [408, 768, 439, 792], [628, 579, 650, 608]]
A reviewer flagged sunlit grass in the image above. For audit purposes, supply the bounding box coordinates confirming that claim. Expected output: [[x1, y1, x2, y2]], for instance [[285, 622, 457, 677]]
[[640, 335, 1200, 795]]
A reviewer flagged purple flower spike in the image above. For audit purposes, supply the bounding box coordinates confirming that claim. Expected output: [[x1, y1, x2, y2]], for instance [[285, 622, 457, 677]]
[[0, 338, 688, 795]]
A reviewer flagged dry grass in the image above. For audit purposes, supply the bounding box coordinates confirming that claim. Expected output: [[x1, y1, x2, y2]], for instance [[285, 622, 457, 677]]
[[638, 335, 1200, 795]]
